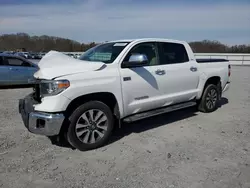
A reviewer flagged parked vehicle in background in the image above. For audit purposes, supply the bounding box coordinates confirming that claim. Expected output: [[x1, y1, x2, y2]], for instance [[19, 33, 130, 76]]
[[2, 51, 15, 55], [0, 53, 38, 86], [66, 53, 75, 58], [73, 54, 83, 59], [19, 38, 231, 151], [38, 52, 46, 59], [14, 52, 32, 59], [30, 52, 41, 59], [75, 54, 81, 59], [23, 52, 32, 59], [15, 52, 27, 59]]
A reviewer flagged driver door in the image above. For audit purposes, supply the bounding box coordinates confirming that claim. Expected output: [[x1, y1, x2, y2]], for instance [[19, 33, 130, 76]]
[[119, 42, 166, 117]]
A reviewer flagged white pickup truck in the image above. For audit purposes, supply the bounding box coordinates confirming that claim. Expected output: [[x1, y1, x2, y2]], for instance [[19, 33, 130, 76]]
[[19, 38, 231, 151]]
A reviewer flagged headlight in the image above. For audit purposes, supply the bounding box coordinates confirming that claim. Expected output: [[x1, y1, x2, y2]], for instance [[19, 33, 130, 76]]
[[40, 80, 70, 97]]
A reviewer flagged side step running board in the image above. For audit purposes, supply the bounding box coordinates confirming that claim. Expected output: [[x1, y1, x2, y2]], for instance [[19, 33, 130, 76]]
[[123, 101, 196, 123]]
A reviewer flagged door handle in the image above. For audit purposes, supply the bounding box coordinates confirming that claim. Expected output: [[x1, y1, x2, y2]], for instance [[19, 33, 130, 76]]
[[155, 69, 166, 75], [190, 66, 197, 72], [9, 67, 18, 71]]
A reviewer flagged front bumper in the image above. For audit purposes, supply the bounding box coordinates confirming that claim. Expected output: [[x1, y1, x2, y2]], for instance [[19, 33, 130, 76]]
[[222, 82, 230, 93], [19, 94, 65, 136]]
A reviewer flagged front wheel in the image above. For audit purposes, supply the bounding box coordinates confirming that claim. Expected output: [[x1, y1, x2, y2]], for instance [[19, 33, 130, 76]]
[[197, 84, 219, 113], [66, 101, 114, 151]]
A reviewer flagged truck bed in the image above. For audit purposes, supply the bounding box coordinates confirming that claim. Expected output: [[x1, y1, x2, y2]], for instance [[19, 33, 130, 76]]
[[196, 58, 228, 63]]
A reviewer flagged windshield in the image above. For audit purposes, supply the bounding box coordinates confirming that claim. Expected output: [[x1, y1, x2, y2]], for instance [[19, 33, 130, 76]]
[[79, 42, 130, 64]]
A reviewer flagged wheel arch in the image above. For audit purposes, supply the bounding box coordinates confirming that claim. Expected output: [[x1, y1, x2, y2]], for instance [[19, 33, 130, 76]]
[[204, 76, 221, 88], [64, 92, 120, 119], [198, 76, 222, 99]]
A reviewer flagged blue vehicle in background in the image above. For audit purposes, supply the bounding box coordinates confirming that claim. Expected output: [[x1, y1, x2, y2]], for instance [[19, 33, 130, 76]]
[[0, 53, 39, 86]]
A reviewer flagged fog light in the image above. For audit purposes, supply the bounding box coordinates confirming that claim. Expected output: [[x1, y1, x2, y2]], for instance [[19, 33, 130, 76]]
[[36, 119, 45, 128]]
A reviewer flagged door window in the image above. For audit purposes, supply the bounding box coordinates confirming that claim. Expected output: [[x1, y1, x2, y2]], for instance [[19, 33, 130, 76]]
[[123, 42, 159, 67], [5, 57, 32, 67], [159, 42, 189, 64]]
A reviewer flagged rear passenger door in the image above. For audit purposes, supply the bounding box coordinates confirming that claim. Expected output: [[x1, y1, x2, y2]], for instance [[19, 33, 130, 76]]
[[157, 42, 200, 104], [0, 57, 10, 85]]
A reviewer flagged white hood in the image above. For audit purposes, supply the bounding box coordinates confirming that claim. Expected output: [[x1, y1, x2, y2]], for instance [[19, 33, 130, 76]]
[[34, 51, 105, 79]]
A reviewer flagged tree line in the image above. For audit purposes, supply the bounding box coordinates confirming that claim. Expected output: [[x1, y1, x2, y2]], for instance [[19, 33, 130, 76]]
[[0, 33, 250, 53]]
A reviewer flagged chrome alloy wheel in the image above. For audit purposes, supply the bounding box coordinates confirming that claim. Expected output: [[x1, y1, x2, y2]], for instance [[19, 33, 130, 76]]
[[205, 88, 218, 109], [75, 109, 108, 144]]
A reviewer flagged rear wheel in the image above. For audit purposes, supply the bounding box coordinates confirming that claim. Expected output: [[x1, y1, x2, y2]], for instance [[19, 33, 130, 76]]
[[198, 84, 219, 113], [67, 101, 114, 151]]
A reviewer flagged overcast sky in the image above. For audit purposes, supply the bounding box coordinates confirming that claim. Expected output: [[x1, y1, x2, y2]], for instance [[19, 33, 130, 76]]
[[0, 0, 249, 44]]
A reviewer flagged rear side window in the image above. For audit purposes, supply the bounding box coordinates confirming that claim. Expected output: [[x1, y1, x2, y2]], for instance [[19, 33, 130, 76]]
[[5, 57, 32, 67], [159, 42, 189, 64], [6, 57, 23, 66]]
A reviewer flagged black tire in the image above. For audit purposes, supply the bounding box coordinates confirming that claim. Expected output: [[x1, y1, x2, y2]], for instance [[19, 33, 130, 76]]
[[197, 84, 219, 113], [66, 101, 114, 151]]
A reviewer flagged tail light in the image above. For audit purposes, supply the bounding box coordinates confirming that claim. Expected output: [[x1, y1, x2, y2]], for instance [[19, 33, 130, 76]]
[[228, 64, 231, 77]]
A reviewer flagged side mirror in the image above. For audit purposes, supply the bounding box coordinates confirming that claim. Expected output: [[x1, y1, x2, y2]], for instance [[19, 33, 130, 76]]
[[122, 54, 148, 68]]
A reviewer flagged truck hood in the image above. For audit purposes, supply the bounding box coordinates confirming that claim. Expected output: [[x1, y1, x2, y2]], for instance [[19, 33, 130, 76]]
[[34, 50, 105, 79]]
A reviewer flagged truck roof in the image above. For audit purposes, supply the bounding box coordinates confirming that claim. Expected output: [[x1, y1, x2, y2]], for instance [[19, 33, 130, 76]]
[[109, 38, 186, 44]]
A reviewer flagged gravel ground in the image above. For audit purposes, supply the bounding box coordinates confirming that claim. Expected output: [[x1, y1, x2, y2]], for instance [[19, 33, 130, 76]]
[[0, 66, 250, 188]]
